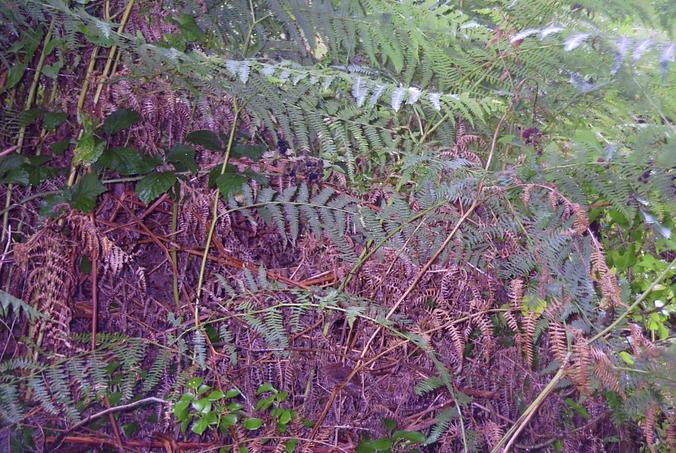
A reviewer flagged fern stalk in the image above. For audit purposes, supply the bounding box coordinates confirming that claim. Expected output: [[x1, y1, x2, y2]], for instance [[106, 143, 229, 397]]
[[492, 352, 572, 453], [92, 0, 136, 105], [1, 17, 56, 242]]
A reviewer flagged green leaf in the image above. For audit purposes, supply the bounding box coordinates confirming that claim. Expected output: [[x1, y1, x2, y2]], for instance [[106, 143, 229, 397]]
[[187, 377, 204, 390], [167, 144, 198, 173], [215, 173, 247, 199], [186, 130, 223, 151], [42, 60, 63, 79], [191, 398, 212, 415], [51, 139, 70, 155], [619, 351, 635, 365], [67, 173, 107, 212], [0, 155, 29, 185], [7, 63, 27, 89], [279, 409, 292, 425], [27, 156, 59, 186], [255, 395, 274, 411], [43, 111, 68, 131], [220, 413, 239, 432], [392, 430, 426, 443], [98, 147, 161, 175], [564, 398, 590, 420], [227, 402, 244, 412], [173, 397, 192, 421], [383, 418, 397, 432], [192, 412, 217, 435], [285, 439, 299, 453], [243, 418, 264, 430], [256, 383, 276, 395], [232, 143, 265, 160], [206, 390, 225, 401], [19, 108, 44, 127], [173, 14, 206, 42], [136, 172, 177, 205], [356, 438, 392, 453], [73, 134, 106, 165], [225, 389, 241, 399], [102, 108, 140, 135]]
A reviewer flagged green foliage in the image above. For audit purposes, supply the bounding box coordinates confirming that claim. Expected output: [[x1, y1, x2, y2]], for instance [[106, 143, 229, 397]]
[[0, 0, 674, 450], [173, 379, 294, 437]]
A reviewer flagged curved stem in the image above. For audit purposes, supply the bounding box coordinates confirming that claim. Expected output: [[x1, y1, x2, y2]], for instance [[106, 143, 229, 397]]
[[194, 104, 241, 331]]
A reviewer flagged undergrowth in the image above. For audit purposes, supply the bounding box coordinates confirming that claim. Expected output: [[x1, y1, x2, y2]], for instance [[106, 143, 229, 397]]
[[0, 0, 674, 452]]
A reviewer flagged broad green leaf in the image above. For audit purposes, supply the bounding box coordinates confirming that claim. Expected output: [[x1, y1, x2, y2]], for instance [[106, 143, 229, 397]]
[[219, 413, 238, 432], [102, 108, 140, 135], [285, 439, 298, 453], [215, 173, 247, 199], [98, 147, 160, 175], [227, 402, 244, 412], [255, 395, 274, 411], [192, 412, 217, 435], [136, 172, 177, 205], [619, 351, 635, 365], [27, 156, 59, 186], [392, 430, 426, 443], [174, 14, 206, 42], [51, 139, 70, 155], [191, 398, 212, 415], [356, 438, 392, 453], [167, 144, 198, 173], [256, 383, 276, 395], [73, 134, 106, 165], [279, 409, 292, 425], [243, 417, 263, 430], [0, 155, 29, 185], [19, 108, 44, 127], [43, 111, 68, 131], [173, 398, 191, 421], [232, 143, 265, 160], [42, 60, 63, 79], [225, 389, 241, 399], [7, 63, 27, 89], [67, 173, 107, 212], [206, 390, 225, 401], [186, 130, 223, 151]]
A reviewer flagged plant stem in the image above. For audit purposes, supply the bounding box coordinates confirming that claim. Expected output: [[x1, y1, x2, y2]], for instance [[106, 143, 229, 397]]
[[1, 18, 55, 242], [194, 104, 241, 330], [171, 198, 180, 308], [93, 0, 136, 104]]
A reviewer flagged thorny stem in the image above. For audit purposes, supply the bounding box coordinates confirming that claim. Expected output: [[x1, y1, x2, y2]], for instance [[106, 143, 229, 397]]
[[2, 18, 56, 243], [194, 104, 241, 332]]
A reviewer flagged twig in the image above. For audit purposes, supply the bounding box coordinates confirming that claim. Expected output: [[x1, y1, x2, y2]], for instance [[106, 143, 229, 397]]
[[47, 397, 169, 452]]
